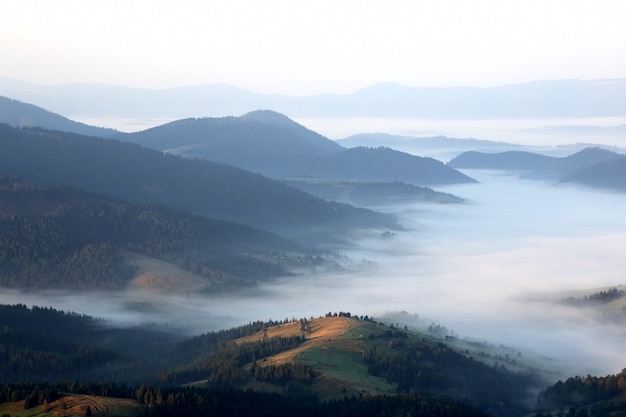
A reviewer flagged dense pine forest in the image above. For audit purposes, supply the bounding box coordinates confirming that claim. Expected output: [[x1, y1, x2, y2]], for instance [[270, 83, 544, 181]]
[[0, 173, 323, 291]]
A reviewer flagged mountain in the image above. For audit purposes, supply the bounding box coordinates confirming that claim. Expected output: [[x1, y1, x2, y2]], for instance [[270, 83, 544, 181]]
[[0, 305, 542, 416], [0, 174, 316, 291], [116, 110, 343, 177], [447, 147, 625, 182], [119, 111, 476, 185], [0, 95, 117, 137], [2, 77, 626, 119], [537, 369, 626, 415], [562, 156, 626, 191], [0, 123, 396, 244], [0, 97, 475, 185]]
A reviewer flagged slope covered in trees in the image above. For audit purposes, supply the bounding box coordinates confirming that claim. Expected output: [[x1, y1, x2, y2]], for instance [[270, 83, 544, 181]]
[[535, 369, 626, 416], [0, 123, 396, 243], [119, 111, 476, 185], [0, 305, 548, 416], [0, 95, 116, 137], [0, 174, 317, 291], [0, 304, 184, 383]]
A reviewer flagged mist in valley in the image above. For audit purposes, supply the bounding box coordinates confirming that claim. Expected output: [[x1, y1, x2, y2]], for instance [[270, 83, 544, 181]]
[[2, 166, 626, 382]]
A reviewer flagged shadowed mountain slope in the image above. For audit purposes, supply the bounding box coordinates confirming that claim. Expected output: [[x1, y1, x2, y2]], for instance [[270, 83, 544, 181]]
[[0, 95, 117, 137], [120, 110, 475, 185], [448, 147, 624, 181], [3, 77, 625, 119], [0, 174, 317, 291], [0, 124, 396, 243], [562, 156, 626, 191]]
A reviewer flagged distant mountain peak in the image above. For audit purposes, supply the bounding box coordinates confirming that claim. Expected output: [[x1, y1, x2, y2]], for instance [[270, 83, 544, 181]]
[[239, 109, 306, 129]]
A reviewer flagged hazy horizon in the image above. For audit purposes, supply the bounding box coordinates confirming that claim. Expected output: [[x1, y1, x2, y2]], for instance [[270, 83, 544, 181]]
[[2, 2, 625, 95]]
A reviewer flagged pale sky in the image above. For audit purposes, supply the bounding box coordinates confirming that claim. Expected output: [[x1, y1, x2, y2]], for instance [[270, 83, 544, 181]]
[[1, 0, 625, 95]]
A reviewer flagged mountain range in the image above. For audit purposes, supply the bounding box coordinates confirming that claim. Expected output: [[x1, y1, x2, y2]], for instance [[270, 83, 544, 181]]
[[447, 147, 626, 191], [117, 110, 476, 186], [2, 77, 626, 119], [0, 122, 396, 245]]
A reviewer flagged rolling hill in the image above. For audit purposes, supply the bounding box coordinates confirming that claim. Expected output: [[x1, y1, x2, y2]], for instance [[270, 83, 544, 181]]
[[119, 110, 476, 185], [447, 147, 625, 183], [0, 95, 117, 137], [0, 123, 396, 244], [561, 156, 626, 191], [0, 305, 546, 416]]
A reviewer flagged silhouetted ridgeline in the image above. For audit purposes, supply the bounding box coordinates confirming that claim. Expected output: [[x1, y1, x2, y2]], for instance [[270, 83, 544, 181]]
[[0, 304, 184, 383], [0, 123, 396, 243], [448, 147, 626, 190], [0, 95, 117, 137], [119, 110, 476, 185]]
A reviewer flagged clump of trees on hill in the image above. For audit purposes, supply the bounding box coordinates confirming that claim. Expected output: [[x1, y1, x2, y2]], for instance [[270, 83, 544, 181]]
[[362, 336, 542, 417], [559, 288, 625, 307], [535, 369, 626, 416]]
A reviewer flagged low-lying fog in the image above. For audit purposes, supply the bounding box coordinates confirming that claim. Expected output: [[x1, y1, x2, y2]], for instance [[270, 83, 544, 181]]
[[3, 170, 626, 381]]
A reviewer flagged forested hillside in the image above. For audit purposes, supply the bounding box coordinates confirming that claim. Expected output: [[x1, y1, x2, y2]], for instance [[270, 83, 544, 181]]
[[0, 304, 183, 383], [120, 111, 476, 185], [0, 174, 316, 291], [0, 123, 396, 243], [535, 369, 626, 416], [0, 305, 545, 416], [0, 95, 116, 137]]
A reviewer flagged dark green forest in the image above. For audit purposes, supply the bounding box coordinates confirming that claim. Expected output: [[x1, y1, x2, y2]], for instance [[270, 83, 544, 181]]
[[534, 370, 626, 417], [0, 174, 319, 291], [0, 380, 491, 417], [0, 305, 563, 417]]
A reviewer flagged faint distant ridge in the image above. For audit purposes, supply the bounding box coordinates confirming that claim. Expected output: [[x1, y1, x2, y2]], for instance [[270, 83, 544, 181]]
[[562, 155, 626, 191], [448, 147, 626, 190], [0, 95, 117, 137], [121, 110, 475, 185], [2, 77, 625, 119]]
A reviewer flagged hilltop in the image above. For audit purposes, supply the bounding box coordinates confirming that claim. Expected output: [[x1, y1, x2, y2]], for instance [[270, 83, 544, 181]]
[[119, 110, 476, 186]]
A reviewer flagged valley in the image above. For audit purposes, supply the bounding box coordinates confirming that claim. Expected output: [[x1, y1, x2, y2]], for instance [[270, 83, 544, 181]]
[[1, 94, 626, 417]]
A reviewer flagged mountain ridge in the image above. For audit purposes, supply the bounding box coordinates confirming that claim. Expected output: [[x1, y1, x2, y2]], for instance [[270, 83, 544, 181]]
[[0, 123, 396, 244], [2, 77, 625, 119]]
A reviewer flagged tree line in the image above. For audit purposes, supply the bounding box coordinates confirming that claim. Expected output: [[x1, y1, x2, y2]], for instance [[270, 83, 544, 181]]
[[0, 380, 490, 417]]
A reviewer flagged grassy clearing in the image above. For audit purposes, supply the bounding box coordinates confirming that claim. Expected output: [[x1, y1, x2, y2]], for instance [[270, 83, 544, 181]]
[[299, 345, 395, 397]]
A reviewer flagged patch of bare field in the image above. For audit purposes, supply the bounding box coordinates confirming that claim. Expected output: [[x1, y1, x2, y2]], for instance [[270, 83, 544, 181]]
[[236, 317, 362, 367], [122, 251, 208, 293]]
